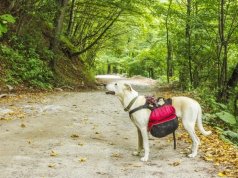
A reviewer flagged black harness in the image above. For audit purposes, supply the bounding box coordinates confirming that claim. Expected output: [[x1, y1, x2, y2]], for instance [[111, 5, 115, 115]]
[[129, 104, 152, 116], [127, 96, 173, 116], [124, 96, 177, 149]]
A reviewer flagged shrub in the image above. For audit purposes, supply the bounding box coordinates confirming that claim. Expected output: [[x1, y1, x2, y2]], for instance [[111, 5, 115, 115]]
[[0, 44, 53, 89]]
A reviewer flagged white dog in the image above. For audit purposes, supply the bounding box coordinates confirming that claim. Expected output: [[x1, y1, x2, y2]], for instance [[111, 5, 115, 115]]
[[106, 81, 211, 162]]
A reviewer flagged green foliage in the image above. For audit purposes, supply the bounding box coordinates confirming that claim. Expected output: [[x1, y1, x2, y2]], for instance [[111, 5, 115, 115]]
[[0, 45, 53, 89], [222, 130, 238, 145], [193, 87, 238, 144], [60, 35, 78, 53], [0, 14, 15, 23], [0, 14, 15, 37], [215, 111, 237, 125], [0, 1, 237, 98]]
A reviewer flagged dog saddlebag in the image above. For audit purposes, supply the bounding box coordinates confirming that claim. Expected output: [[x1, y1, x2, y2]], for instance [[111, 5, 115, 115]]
[[148, 105, 178, 138], [150, 117, 178, 138]]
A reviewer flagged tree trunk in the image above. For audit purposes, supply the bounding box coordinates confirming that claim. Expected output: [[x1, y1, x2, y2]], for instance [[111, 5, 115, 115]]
[[51, 0, 68, 51], [166, 0, 173, 83], [186, 0, 193, 87], [49, 0, 68, 70], [227, 63, 238, 90], [66, 0, 75, 35], [193, 1, 199, 88], [217, 0, 229, 101], [107, 64, 111, 74], [228, 63, 238, 116], [234, 94, 238, 119], [149, 68, 154, 79], [227, 63, 238, 111], [220, 42, 228, 100]]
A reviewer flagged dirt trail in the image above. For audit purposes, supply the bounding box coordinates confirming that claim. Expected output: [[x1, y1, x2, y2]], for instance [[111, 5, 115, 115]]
[[0, 76, 218, 178]]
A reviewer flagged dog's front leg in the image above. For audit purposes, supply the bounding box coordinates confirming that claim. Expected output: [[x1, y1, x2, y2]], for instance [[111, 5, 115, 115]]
[[132, 128, 143, 156], [140, 127, 149, 162]]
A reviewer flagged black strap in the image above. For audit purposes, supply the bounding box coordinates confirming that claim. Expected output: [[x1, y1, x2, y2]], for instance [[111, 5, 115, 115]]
[[124, 96, 138, 112], [129, 104, 152, 117], [173, 131, 176, 149]]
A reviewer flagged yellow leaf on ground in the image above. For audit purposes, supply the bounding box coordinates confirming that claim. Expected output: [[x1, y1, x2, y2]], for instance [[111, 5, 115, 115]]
[[169, 161, 181, 166], [21, 123, 26, 128], [111, 153, 123, 159], [204, 156, 213, 161], [48, 163, 56, 168], [1, 117, 13, 121], [78, 142, 84, 146], [217, 172, 226, 177], [50, 150, 58, 157], [79, 157, 87, 162], [71, 134, 79, 138]]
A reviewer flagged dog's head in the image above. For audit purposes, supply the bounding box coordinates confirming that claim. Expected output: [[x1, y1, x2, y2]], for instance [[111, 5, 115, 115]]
[[105, 82, 133, 97]]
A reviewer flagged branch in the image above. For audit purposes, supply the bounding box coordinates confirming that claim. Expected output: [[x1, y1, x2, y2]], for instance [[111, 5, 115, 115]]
[[71, 9, 123, 57], [226, 3, 238, 42], [80, 10, 119, 44]]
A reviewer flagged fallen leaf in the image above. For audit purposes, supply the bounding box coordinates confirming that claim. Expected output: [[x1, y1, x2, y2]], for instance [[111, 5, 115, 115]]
[[50, 150, 58, 157], [179, 151, 187, 154], [111, 153, 123, 159], [96, 172, 108, 175], [169, 161, 181, 166], [217, 172, 226, 177], [78, 143, 84, 146], [203, 156, 213, 162], [179, 125, 238, 177], [129, 163, 142, 167], [90, 136, 105, 141], [21, 123, 26, 128], [48, 163, 56, 168], [79, 157, 87, 162], [1, 117, 13, 121], [18, 113, 25, 118], [71, 134, 79, 138]]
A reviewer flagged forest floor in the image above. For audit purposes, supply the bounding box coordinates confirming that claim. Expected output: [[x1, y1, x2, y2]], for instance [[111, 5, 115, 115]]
[[0, 75, 236, 178]]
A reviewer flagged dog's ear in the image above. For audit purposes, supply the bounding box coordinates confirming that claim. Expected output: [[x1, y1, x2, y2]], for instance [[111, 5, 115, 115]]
[[124, 83, 132, 91]]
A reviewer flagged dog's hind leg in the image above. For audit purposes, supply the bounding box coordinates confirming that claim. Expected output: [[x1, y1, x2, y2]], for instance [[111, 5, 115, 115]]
[[187, 129, 200, 158], [132, 128, 143, 156], [139, 127, 150, 162], [182, 114, 200, 158]]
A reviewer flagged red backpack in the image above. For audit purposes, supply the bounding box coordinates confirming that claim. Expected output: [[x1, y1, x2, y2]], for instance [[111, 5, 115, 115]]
[[148, 105, 177, 130], [128, 96, 178, 149], [146, 97, 178, 149]]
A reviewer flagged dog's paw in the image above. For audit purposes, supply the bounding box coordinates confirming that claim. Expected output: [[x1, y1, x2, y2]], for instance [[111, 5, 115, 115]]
[[188, 153, 197, 158], [140, 156, 148, 162], [132, 151, 140, 156]]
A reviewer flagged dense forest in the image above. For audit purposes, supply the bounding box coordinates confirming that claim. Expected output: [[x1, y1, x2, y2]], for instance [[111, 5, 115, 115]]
[[0, 1, 237, 141]]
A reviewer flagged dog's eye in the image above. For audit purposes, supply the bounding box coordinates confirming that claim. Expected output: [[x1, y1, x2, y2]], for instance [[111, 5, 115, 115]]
[[115, 83, 117, 86]]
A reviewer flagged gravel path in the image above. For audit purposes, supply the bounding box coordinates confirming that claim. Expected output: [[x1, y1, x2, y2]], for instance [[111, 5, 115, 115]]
[[0, 76, 218, 178]]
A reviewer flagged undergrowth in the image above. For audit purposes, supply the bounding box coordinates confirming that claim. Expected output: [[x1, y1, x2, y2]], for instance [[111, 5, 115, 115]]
[[0, 44, 53, 89], [192, 87, 238, 146]]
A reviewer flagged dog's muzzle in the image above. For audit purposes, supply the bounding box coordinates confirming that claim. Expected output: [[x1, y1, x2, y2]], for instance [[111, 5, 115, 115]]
[[105, 91, 115, 95]]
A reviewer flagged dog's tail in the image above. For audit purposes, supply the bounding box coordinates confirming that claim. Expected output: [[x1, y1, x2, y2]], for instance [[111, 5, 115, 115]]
[[197, 105, 212, 136]]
